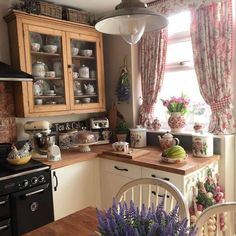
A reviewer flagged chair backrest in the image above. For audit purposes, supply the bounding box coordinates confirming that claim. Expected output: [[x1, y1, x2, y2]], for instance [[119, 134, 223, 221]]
[[115, 178, 189, 220], [195, 202, 236, 236]]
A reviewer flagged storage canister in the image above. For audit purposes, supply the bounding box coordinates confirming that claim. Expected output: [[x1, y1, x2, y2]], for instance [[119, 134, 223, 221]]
[[129, 126, 146, 148], [192, 133, 213, 157]]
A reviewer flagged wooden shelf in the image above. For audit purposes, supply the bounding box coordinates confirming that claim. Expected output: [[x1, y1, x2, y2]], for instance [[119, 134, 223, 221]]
[[34, 95, 63, 98], [31, 51, 61, 57], [74, 94, 97, 98], [34, 77, 62, 80], [74, 78, 96, 81], [72, 55, 95, 60]]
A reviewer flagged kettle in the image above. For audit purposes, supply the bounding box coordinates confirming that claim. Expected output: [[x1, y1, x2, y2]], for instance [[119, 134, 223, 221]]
[[158, 132, 180, 150]]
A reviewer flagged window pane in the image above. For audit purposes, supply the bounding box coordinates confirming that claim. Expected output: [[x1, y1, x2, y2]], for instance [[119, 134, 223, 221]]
[[155, 70, 211, 130]]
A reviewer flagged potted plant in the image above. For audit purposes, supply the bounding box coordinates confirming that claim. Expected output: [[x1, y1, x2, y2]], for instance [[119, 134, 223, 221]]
[[115, 119, 129, 141], [96, 199, 197, 236]]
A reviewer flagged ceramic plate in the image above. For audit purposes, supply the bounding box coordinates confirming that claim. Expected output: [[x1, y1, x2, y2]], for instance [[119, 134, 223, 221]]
[[36, 80, 50, 94], [30, 32, 43, 45], [160, 154, 187, 164], [33, 81, 43, 96]]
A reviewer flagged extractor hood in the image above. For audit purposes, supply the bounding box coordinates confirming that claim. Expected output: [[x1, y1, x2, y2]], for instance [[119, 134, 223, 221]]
[[0, 61, 33, 82]]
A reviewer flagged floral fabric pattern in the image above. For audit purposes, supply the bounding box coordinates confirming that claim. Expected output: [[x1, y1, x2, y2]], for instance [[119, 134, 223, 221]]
[[190, 0, 235, 134], [148, 0, 223, 16], [138, 29, 168, 126]]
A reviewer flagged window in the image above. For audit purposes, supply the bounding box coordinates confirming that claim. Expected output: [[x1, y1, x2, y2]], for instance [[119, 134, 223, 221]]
[[154, 11, 211, 131]]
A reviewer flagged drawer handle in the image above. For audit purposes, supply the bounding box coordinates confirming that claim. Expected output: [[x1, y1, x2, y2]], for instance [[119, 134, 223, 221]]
[[114, 166, 128, 172], [151, 175, 170, 181], [0, 200, 7, 205], [0, 224, 9, 231], [151, 191, 170, 198]]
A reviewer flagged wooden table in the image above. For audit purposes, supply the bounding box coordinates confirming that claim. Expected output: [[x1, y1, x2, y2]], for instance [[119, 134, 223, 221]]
[[23, 207, 98, 236]]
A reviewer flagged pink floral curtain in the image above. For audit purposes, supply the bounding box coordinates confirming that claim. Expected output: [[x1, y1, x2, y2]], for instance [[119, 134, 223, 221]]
[[190, 0, 235, 134], [138, 29, 168, 126]]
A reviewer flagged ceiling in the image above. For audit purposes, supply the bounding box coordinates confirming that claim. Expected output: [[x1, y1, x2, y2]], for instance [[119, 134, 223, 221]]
[[51, 0, 153, 15]]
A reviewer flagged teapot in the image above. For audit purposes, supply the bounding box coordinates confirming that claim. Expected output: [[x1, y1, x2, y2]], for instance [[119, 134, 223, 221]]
[[84, 83, 94, 94], [32, 61, 46, 78], [158, 132, 180, 150]]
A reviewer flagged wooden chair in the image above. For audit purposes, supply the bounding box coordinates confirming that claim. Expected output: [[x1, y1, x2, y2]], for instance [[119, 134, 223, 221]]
[[195, 202, 236, 236], [115, 178, 189, 220]]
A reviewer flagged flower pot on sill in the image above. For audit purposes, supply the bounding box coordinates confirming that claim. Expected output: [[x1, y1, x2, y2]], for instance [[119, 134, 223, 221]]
[[168, 112, 186, 133], [116, 133, 128, 142]]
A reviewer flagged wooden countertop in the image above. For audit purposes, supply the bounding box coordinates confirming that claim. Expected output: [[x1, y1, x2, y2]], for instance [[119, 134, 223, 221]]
[[42, 144, 220, 175], [23, 207, 97, 236]]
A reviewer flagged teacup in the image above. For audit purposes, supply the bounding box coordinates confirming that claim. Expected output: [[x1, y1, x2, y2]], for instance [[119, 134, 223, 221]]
[[112, 141, 129, 153], [45, 71, 55, 78], [35, 98, 43, 105], [82, 97, 91, 103]]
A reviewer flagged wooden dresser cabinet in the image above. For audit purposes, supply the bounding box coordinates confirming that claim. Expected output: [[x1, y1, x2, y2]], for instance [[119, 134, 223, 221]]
[[5, 10, 105, 117]]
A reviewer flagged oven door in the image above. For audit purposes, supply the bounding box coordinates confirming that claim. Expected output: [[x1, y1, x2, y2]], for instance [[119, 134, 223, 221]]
[[0, 219, 11, 236], [11, 183, 54, 236]]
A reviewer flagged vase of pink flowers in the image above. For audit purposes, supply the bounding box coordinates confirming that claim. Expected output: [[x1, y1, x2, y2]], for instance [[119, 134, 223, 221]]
[[161, 95, 190, 132]]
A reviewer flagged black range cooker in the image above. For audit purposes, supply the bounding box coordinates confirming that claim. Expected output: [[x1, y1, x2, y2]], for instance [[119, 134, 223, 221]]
[[0, 144, 54, 236]]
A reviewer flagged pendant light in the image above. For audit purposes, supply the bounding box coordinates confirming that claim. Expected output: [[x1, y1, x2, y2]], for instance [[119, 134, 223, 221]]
[[95, 0, 168, 45]]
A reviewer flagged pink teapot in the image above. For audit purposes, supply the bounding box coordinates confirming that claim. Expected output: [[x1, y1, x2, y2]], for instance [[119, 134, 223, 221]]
[[158, 132, 180, 150]]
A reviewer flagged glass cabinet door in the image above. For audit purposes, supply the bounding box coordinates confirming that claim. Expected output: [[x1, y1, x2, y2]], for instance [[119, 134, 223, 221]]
[[67, 32, 104, 109], [23, 24, 70, 112]]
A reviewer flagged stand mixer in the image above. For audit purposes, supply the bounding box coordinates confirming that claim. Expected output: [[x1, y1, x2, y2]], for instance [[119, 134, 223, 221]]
[[24, 121, 53, 159]]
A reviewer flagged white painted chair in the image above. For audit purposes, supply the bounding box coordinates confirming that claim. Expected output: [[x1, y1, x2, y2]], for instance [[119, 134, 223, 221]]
[[115, 178, 189, 220], [195, 202, 236, 236]]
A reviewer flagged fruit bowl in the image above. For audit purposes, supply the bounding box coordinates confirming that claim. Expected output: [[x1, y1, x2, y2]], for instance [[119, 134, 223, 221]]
[[7, 155, 31, 165], [161, 154, 187, 164]]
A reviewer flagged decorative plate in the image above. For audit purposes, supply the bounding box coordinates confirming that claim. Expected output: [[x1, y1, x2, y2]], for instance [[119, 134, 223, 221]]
[[36, 80, 50, 94], [30, 32, 43, 45], [160, 155, 187, 164]]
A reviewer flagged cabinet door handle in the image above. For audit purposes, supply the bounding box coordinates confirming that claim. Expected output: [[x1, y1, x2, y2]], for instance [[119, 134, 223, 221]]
[[53, 171, 58, 191], [151, 174, 170, 181], [67, 65, 72, 68], [114, 166, 128, 172]]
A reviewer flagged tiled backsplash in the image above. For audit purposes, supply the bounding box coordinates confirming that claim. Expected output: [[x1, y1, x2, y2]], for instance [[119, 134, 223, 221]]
[[0, 82, 16, 143]]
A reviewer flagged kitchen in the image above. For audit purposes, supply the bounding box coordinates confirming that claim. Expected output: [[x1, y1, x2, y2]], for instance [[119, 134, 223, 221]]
[[0, 0, 236, 235]]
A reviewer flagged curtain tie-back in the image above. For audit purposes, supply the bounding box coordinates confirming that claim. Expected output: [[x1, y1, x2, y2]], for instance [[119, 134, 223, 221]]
[[210, 96, 231, 112], [143, 104, 155, 114]]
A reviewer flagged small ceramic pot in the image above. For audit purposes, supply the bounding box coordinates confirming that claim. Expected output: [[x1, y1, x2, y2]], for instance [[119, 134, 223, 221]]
[[112, 141, 129, 152], [71, 47, 79, 56], [90, 70, 96, 78], [102, 130, 112, 140], [79, 65, 89, 78], [73, 72, 79, 79], [35, 98, 43, 105], [82, 97, 91, 103], [192, 133, 213, 157], [130, 126, 146, 148]]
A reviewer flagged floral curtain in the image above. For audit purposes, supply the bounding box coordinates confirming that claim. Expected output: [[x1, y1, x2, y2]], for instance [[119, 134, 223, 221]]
[[190, 0, 235, 134], [148, 0, 223, 16], [138, 29, 168, 126]]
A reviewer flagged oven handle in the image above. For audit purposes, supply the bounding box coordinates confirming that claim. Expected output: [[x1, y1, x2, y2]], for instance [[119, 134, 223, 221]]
[[0, 224, 9, 231], [0, 200, 8, 205], [21, 183, 49, 198]]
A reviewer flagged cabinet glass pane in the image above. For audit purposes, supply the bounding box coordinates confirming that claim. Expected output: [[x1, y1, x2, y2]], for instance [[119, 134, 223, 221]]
[[30, 32, 66, 106], [70, 39, 98, 105]]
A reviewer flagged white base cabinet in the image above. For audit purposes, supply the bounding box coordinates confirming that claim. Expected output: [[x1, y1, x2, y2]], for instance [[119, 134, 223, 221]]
[[51, 159, 101, 220], [100, 158, 219, 208]]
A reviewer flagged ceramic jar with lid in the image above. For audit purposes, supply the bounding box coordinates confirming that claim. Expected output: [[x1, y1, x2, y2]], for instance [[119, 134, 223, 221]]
[[158, 132, 180, 150], [129, 126, 146, 148], [79, 64, 89, 78], [192, 133, 213, 157], [32, 61, 46, 77]]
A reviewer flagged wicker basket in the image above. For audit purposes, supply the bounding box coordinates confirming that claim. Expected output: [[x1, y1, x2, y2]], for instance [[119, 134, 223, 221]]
[[37, 1, 62, 19], [63, 8, 90, 24]]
